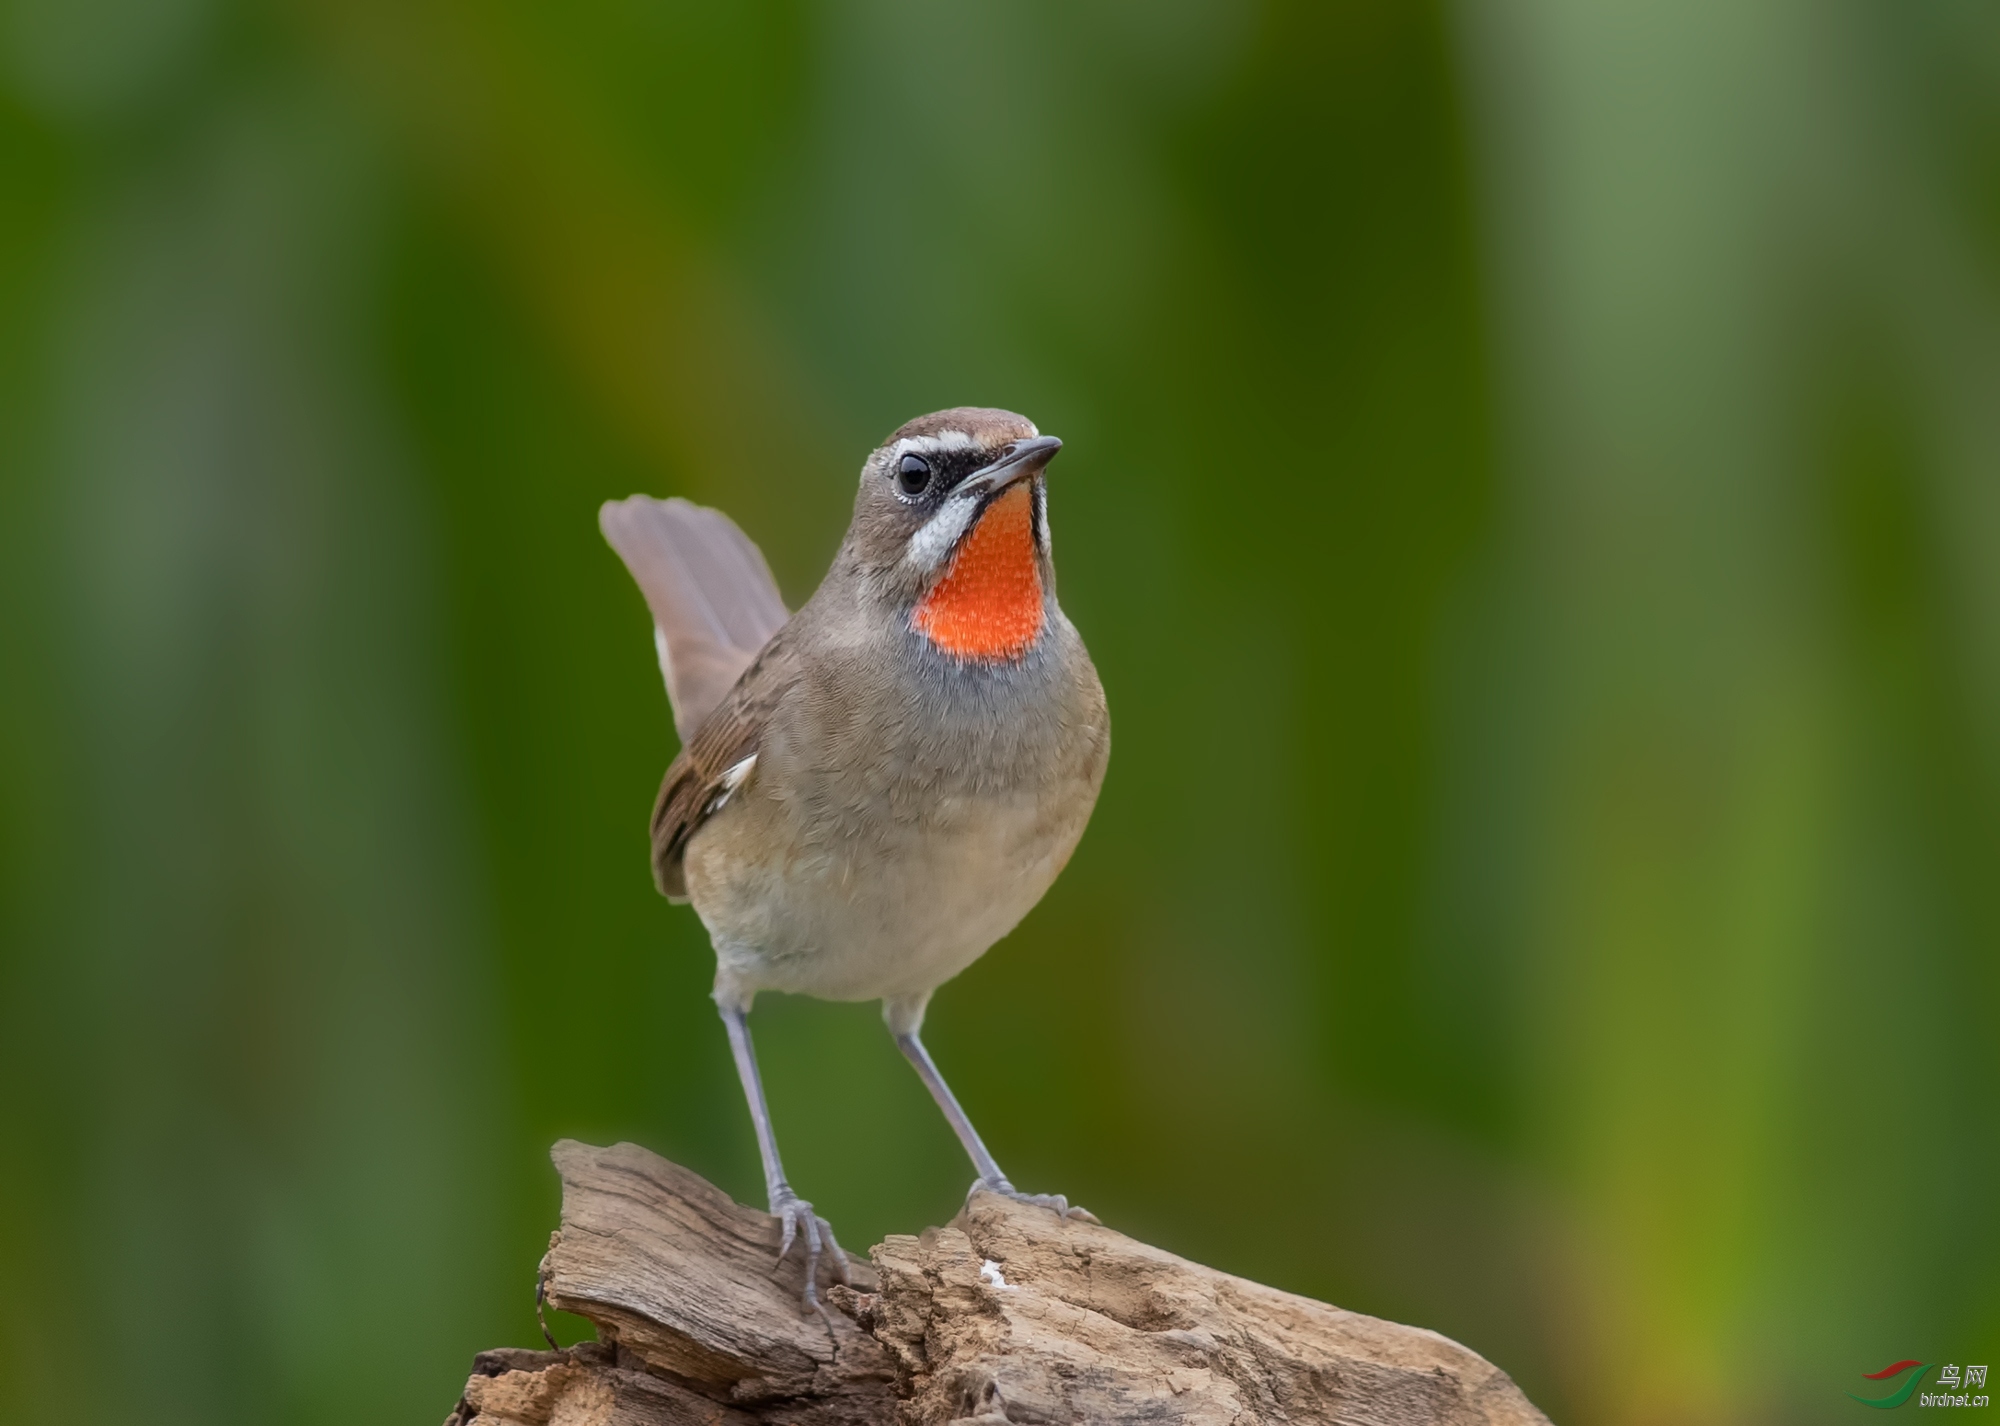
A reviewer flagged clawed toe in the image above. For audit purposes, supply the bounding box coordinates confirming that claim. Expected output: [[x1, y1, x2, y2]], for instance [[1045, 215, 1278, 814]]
[[770, 1191, 850, 1310], [969, 1177, 1099, 1224]]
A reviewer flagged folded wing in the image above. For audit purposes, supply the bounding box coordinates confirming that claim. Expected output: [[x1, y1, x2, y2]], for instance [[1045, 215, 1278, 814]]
[[599, 496, 790, 741]]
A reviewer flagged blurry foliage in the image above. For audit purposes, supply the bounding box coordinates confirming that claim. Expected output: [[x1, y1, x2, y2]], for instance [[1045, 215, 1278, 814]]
[[1, 2, 1996, 1424]]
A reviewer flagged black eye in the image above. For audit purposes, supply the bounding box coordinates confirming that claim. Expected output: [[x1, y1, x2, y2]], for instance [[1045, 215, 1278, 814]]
[[896, 453, 932, 495]]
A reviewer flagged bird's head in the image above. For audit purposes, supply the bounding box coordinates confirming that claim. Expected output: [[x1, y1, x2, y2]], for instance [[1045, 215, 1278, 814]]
[[841, 407, 1062, 663]]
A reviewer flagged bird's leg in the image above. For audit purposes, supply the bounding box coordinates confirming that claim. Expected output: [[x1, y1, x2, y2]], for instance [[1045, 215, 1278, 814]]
[[715, 994, 849, 1308], [891, 1024, 1099, 1224]]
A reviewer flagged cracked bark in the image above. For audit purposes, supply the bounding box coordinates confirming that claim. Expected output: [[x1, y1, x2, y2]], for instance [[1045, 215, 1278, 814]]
[[444, 1140, 1551, 1426]]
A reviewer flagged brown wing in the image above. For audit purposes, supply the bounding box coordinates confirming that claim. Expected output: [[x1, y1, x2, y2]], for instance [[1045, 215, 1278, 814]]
[[599, 496, 790, 741], [647, 630, 800, 900]]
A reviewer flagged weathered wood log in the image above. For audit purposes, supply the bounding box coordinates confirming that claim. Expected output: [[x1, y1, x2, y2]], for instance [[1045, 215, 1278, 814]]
[[445, 1141, 1551, 1426]]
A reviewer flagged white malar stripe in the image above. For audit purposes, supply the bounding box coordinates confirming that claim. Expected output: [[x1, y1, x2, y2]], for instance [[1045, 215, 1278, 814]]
[[904, 492, 980, 572], [706, 754, 757, 816], [1033, 481, 1050, 557]]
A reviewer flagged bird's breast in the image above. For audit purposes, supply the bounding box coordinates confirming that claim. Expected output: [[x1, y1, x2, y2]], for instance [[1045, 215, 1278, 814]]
[[683, 615, 1108, 1002]]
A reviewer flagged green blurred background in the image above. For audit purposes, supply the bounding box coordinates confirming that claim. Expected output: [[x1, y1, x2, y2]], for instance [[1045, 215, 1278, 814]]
[[2, 1, 1996, 1422]]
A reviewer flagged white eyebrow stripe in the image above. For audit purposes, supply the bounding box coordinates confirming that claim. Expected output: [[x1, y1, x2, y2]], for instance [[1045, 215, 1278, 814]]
[[904, 492, 980, 572], [892, 431, 977, 459]]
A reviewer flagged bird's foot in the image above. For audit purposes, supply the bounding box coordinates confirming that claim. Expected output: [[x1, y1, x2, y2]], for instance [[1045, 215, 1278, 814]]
[[770, 1188, 850, 1311], [968, 1176, 1100, 1225]]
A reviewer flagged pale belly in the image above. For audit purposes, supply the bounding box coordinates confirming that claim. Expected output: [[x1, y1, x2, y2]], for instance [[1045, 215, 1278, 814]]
[[683, 777, 1090, 1004]]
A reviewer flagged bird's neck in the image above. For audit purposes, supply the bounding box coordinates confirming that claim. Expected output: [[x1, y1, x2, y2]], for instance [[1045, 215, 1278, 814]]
[[911, 484, 1046, 662]]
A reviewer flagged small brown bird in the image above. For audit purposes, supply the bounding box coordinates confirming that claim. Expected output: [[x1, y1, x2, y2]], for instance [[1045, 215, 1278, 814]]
[[600, 408, 1110, 1305]]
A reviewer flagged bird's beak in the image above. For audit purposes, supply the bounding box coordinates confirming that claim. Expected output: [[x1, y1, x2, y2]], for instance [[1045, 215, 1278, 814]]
[[958, 435, 1062, 497]]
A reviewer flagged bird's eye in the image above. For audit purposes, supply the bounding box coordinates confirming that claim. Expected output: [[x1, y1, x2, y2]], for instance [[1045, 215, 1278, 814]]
[[896, 453, 932, 495]]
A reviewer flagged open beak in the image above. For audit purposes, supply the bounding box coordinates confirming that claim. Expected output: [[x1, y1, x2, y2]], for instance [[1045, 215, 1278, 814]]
[[958, 435, 1061, 497]]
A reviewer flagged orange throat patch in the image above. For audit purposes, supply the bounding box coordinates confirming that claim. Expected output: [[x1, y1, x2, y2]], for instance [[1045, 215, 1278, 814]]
[[912, 483, 1046, 661]]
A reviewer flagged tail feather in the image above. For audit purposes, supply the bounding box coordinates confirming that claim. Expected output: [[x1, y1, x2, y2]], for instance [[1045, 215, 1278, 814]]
[[599, 496, 789, 740]]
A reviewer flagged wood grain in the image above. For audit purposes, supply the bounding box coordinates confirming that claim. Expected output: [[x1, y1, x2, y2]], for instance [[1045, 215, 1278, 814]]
[[444, 1141, 1551, 1426]]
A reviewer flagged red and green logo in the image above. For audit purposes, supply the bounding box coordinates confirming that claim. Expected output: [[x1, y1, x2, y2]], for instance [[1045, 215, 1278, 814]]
[[1849, 1361, 1932, 1409]]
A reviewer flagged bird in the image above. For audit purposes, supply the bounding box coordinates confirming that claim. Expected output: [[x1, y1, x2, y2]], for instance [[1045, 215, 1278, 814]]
[[599, 407, 1110, 1308]]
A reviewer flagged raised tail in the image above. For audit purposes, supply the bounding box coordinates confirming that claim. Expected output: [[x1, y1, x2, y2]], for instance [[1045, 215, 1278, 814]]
[[599, 496, 789, 741]]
